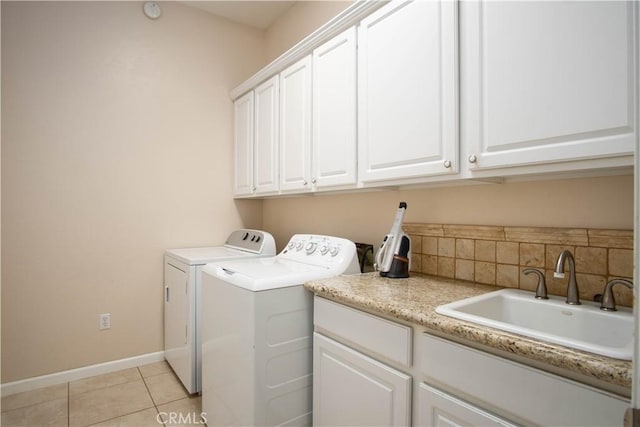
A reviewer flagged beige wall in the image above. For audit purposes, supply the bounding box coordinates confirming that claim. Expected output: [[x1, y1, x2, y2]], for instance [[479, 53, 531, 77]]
[[265, 1, 353, 62], [1, 1, 264, 383], [263, 176, 634, 250]]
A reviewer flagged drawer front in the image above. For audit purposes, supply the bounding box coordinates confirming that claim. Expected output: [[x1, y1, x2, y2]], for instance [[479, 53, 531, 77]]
[[314, 297, 412, 366], [421, 334, 628, 426], [416, 383, 516, 427]]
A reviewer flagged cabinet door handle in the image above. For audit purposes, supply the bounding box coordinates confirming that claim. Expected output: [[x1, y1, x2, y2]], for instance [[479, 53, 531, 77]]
[[303, 180, 308, 186], [443, 160, 452, 168], [468, 154, 478, 164], [311, 178, 317, 184], [165, 286, 170, 302]]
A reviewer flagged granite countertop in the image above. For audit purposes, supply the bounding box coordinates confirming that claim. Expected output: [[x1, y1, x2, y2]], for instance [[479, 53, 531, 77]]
[[304, 272, 632, 392]]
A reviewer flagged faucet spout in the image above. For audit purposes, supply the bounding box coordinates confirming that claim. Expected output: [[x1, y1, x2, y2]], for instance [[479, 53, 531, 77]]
[[600, 278, 633, 311], [554, 250, 581, 305]]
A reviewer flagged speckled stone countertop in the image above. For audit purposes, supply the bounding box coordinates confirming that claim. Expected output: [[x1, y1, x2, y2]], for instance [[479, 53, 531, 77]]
[[304, 272, 632, 392]]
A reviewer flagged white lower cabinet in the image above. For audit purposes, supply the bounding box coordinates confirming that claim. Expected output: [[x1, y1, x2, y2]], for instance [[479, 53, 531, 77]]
[[416, 383, 515, 427], [313, 297, 412, 426], [313, 333, 411, 427], [311, 296, 630, 427], [420, 334, 629, 427]]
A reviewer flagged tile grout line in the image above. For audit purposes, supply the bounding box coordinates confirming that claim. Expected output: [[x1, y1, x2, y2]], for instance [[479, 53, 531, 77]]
[[138, 366, 165, 426], [84, 367, 163, 427]]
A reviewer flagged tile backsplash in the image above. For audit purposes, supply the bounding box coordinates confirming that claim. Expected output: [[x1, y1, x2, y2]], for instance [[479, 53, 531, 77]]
[[405, 223, 634, 307]]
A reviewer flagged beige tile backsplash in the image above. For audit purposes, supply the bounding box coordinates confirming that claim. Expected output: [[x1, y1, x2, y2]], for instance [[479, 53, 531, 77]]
[[405, 223, 634, 307]]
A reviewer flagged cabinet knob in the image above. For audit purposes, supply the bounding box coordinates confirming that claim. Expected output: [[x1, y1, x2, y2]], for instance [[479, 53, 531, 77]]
[[311, 178, 317, 185], [443, 160, 452, 169], [303, 180, 308, 186], [252, 186, 256, 192], [468, 155, 478, 164]]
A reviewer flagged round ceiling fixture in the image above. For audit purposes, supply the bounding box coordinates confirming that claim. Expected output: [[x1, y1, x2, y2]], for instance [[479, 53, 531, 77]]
[[143, 2, 162, 20]]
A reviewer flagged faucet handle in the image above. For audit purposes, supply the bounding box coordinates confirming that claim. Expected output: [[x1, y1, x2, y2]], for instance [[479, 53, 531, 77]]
[[523, 268, 548, 300], [600, 278, 633, 311]]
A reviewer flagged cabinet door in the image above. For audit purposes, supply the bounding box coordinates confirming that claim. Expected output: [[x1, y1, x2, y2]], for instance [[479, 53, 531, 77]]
[[280, 56, 312, 193], [358, 0, 458, 183], [416, 383, 516, 427], [313, 332, 411, 427], [312, 27, 357, 189], [164, 261, 191, 391], [254, 75, 279, 194], [462, 1, 636, 171], [233, 92, 254, 196]]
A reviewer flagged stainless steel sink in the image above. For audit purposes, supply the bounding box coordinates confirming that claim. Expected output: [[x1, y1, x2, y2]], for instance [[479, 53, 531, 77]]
[[436, 289, 633, 360]]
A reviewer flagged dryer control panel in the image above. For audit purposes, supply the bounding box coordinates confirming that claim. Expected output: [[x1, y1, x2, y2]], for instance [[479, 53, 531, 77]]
[[225, 229, 276, 254]]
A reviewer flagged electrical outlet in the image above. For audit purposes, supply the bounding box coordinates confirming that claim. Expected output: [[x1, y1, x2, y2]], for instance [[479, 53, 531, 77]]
[[99, 313, 111, 330]]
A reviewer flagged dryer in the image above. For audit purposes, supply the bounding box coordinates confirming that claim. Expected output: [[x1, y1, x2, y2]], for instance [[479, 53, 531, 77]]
[[201, 234, 360, 426], [164, 229, 275, 394]]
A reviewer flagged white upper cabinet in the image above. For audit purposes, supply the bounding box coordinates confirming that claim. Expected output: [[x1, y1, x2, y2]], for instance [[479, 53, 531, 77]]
[[312, 27, 358, 189], [461, 1, 636, 173], [280, 56, 313, 193], [358, 0, 458, 183], [233, 92, 254, 196], [232, 0, 637, 197], [254, 75, 280, 195]]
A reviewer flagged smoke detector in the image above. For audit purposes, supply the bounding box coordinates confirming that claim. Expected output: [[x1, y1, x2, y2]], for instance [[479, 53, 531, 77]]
[[143, 2, 162, 20]]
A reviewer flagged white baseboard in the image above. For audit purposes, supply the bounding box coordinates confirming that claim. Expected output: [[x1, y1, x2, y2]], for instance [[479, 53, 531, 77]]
[[1, 351, 166, 396]]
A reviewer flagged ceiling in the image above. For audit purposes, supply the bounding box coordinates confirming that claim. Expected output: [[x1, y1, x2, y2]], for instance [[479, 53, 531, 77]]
[[181, 1, 296, 30]]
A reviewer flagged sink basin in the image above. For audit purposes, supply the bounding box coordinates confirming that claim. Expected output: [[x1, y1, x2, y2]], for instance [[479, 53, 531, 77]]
[[436, 289, 633, 360]]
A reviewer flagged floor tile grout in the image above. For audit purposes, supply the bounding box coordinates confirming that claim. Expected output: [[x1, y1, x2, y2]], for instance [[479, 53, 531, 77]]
[[1, 361, 197, 427]]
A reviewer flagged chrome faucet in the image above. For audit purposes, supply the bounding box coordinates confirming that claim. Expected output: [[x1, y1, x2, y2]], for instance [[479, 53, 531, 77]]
[[554, 250, 580, 305], [600, 278, 633, 311], [523, 268, 548, 299]]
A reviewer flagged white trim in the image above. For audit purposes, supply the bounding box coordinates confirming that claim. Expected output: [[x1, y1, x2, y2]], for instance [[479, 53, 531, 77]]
[[230, 0, 387, 100], [1, 351, 165, 396]]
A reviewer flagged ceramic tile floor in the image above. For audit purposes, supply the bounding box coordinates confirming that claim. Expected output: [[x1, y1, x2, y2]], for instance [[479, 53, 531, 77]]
[[1, 361, 204, 427]]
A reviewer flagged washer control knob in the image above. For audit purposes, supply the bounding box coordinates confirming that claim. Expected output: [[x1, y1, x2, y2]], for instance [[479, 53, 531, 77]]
[[287, 241, 296, 249], [329, 246, 340, 257], [296, 241, 304, 251], [305, 242, 317, 254], [319, 245, 330, 255]]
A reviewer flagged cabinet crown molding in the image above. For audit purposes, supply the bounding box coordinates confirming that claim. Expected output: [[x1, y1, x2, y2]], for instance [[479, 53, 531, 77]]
[[230, 0, 386, 100]]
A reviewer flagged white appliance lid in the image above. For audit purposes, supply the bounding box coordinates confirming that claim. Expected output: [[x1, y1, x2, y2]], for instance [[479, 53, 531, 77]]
[[203, 258, 332, 292], [165, 246, 258, 265]]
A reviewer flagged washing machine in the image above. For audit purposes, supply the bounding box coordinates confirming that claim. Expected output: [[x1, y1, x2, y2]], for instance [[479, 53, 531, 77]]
[[201, 234, 360, 426], [164, 229, 275, 394]]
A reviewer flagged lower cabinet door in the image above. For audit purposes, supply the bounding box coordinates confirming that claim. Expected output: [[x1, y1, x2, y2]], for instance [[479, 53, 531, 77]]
[[416, 383, 516, 427], [313, 332, 411, 427]]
